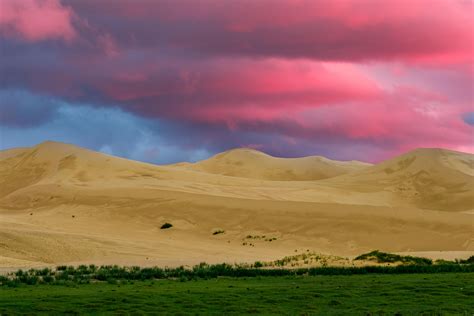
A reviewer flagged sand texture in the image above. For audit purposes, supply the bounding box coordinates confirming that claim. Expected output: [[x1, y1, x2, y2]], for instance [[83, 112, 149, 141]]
[[0, 141, 472, 269]]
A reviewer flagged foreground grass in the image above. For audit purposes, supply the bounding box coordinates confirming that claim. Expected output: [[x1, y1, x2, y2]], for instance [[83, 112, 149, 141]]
[[0, 273, 472, 315], [2, 262, 473, 287]]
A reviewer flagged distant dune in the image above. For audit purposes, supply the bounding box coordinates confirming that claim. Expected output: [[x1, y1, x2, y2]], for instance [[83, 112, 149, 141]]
[[0, 141, 472, 269], [324, 148, 474, 212], [178, 148, 371, 181]]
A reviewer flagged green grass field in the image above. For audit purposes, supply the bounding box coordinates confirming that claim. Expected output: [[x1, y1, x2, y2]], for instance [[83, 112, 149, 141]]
[[1, 273, 472, 315]]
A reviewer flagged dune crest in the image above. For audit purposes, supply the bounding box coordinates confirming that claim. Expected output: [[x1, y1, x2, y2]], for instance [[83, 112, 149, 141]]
[[177, 147, 372, 180]]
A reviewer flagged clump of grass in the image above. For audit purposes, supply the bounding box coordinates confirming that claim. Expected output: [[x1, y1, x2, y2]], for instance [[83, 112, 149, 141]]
[[212, 230, 225, 235], [160, 223, 173, 229], [355, 250, 432, 265]]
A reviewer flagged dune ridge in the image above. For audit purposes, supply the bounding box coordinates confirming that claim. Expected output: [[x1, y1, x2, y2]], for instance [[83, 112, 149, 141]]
[[177, 147, 372, 181], [0, 141, 472, 269]]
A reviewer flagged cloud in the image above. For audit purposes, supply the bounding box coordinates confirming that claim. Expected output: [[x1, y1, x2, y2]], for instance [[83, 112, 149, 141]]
[[0, 1, 472, 162], [0, 0, 76, 42], [65, 0, 472, 64], [0, 93, 211, 164], [0, 89, 60, 127]]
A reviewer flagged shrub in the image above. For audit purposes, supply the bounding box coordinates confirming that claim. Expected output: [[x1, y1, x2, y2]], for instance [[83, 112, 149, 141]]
[[160, 223, 173, 229], [253, 261, 263, 268], [212, 230, 225, 235], [355, 250, 432, 265], [459, 256, 474, 264]]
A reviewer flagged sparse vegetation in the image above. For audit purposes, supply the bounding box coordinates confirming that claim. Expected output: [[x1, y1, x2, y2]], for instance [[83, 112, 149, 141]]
[[436, 256, 474, 265], [212, 230, 225, 235], [160, 223, 173, 229], [242, 242, 255, 247], [459, 256, 474, 264], [243, 234, 277, 242], [261, 252, 349, 267], [0, 251, 472, 314], [355, 250, 432, 265], [0, 258, 472, 288]]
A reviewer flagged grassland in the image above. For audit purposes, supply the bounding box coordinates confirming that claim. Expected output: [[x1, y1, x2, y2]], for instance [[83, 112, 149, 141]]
[[1, 253, 472, 314], [0, 273, 472, 315]]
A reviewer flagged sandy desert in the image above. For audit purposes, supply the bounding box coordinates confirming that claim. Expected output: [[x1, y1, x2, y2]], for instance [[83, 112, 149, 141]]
[[0, 141, 472, 270]]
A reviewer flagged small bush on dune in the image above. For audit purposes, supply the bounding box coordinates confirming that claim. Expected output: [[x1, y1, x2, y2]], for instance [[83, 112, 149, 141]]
[[212, 230, 225, 235], [160, 223, 173, 229], [253, 261, 263, 268], [458, 256, 474, 264], [355, 250, 432, 265]]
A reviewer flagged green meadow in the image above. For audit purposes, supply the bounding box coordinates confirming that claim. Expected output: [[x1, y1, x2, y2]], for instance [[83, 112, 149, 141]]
[[1, 271, 473, 315]]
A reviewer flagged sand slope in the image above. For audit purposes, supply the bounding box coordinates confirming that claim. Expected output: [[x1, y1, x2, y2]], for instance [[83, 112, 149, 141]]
[[0, 141, 472, 269], [324, 148, 474, 212]]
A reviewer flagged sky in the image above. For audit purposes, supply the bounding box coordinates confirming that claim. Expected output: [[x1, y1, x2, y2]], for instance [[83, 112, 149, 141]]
[[0, 0, 472, 164]]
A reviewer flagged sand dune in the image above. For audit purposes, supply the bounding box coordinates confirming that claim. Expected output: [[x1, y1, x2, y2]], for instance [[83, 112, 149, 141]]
[[0, 141, 472, 269], [324, 148, 474, 211], [177, 148, 371, 180]]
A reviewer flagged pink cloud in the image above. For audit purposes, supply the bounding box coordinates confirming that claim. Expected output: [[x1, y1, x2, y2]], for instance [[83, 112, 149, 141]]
[[91, 58, 381, 123], [0, 0, 76, 41], [68, 0, 472, 64], [288, 85, 474, 160], [1, 0, 472, 162]]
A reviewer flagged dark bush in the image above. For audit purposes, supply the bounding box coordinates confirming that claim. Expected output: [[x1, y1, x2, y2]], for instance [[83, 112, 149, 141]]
[[459, 256, 474, 264], [253, 261, 263, 268], [355, 250, 432, 265], [160, 223, 173, 229]]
